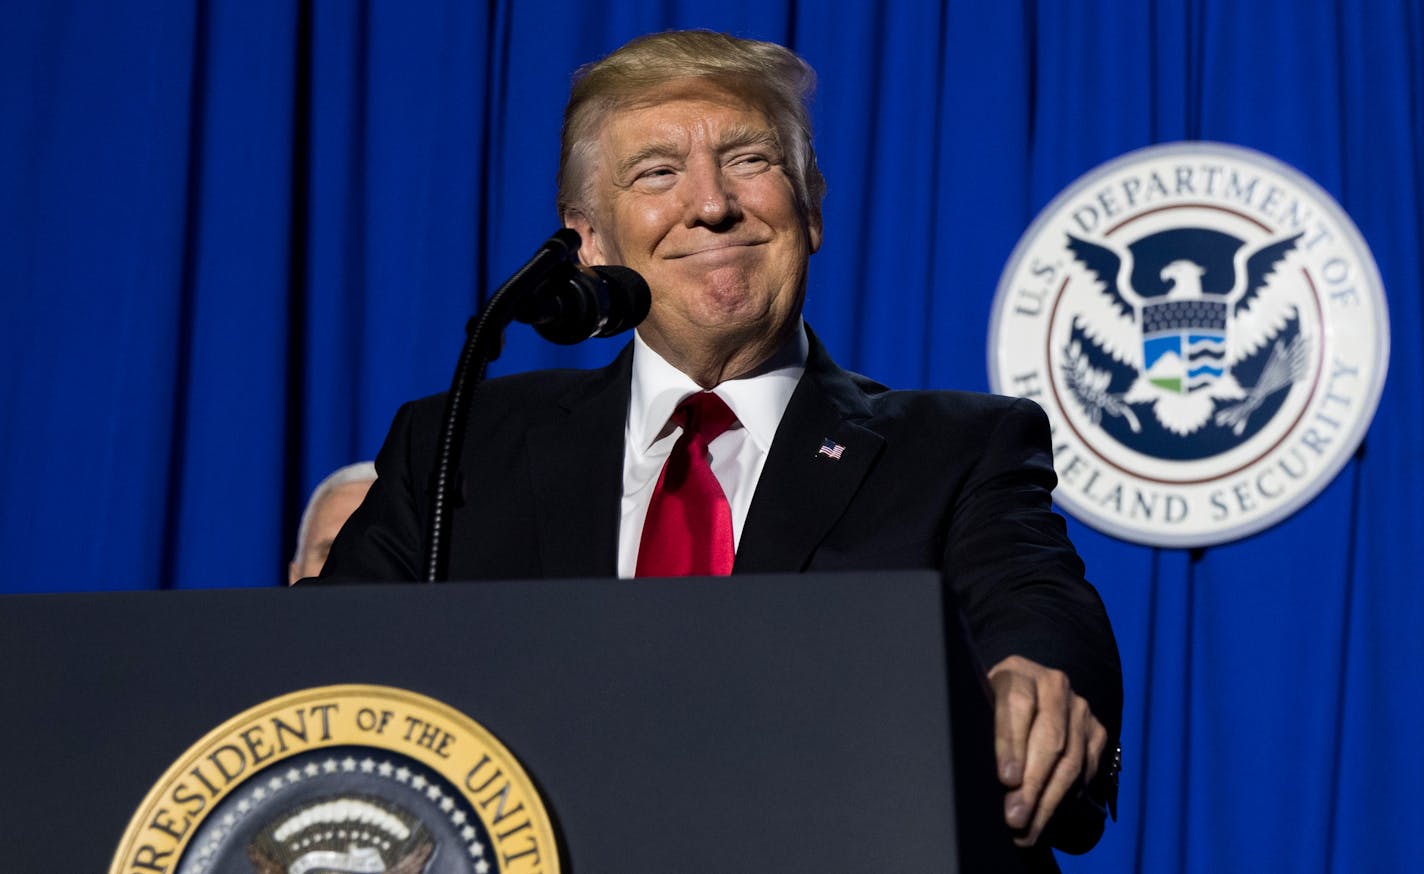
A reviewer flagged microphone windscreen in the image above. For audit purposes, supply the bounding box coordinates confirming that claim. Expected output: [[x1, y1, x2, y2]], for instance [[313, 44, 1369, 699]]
[[590, 265, 651, 337]]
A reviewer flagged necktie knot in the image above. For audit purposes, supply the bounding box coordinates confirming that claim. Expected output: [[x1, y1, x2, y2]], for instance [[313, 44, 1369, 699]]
[[672, 391, 737, 444]]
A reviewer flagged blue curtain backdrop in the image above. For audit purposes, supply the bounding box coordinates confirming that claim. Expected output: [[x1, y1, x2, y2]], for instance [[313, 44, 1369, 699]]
[[3, 1, 1421, 871]]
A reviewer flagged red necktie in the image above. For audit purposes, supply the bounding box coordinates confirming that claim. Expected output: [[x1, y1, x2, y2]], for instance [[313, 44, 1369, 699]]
[[636, 392, 738, 577]]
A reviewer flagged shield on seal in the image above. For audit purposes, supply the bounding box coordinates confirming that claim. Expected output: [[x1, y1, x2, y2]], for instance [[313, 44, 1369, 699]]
[[1141, 298, 1228, 394]]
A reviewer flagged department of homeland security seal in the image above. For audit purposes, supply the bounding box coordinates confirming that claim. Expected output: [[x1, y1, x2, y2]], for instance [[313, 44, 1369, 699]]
[[111, 685, 559, 874], [989, 142, 1389, 547]]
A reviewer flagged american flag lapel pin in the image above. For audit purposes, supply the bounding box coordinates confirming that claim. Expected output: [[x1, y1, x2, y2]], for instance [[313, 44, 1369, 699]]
[[817, 437, 846, 460]]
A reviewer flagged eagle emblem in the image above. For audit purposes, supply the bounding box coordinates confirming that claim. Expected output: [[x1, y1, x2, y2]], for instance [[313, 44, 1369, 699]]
[[1061, 227, 1312, 441], [990, 141, 1388, 547]]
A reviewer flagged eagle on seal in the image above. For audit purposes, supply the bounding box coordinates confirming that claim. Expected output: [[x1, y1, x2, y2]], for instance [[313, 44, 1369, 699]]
[[247, 794, 435, 874], [1063, 228, 1307, 436]]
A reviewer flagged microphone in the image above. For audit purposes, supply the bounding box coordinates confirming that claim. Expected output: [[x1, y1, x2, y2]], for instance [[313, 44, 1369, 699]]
[[427, 231, 649, 582], [514, 264, 651, 344]]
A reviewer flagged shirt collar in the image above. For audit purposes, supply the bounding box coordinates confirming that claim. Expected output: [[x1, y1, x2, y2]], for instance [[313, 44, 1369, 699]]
[[628, 322, 808, 454]]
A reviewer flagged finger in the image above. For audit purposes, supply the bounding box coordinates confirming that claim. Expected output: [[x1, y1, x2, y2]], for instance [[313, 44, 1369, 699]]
[[1020, 695, 1090, 847], [1085, 716, 1108, 781], [990, 666, 1037, 789], [1008, 668, 1072, 830]]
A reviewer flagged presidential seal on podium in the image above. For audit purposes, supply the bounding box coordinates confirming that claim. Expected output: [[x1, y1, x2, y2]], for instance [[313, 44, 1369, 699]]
[[110, 685, 559, 874]]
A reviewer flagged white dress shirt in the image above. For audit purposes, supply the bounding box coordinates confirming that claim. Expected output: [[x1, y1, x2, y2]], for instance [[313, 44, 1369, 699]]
[[617, 324, 808, 578]]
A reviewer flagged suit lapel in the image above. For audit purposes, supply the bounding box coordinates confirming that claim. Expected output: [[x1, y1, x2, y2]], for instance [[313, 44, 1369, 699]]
[[520, 332, 885, 577], [734, 335, 885, 573], [524, 346, 632, 578]]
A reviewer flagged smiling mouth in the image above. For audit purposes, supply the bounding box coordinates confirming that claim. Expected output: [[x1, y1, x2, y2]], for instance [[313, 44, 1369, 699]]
[[668, 241, 767, 259]]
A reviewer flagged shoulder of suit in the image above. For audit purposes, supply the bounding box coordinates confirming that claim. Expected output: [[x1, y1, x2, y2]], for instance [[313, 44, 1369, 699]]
[[845, 382, 1044, 442], [401, 365, 620, 423], [854, 382, 1033, 420]]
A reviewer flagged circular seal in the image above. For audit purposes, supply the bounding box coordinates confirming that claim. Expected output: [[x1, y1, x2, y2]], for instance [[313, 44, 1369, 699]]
[[110, 685, 559, 874], [989, 142, 1389, 548]]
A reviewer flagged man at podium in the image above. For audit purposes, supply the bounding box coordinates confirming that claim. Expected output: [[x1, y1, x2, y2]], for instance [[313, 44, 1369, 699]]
[[319, 29, 1121, 859]]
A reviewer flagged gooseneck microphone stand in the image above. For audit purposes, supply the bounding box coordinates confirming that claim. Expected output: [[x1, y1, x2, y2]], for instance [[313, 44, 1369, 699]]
[[422, 229, 649, 582]]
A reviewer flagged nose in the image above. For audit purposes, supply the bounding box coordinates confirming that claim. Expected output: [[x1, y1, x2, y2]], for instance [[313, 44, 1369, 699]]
[[682, 157, 741, 228]]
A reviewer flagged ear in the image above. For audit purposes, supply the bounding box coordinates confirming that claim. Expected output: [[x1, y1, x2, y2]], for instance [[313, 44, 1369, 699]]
[[563, 210, 609, 266], [806, 213, 823, 254]]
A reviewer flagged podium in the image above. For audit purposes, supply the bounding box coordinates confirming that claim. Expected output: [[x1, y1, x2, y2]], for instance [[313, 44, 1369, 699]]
[[0, 571, 1035, 871]]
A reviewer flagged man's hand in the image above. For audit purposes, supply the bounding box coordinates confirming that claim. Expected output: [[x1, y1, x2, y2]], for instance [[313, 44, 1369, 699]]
[[988, 655, 1108, 847]]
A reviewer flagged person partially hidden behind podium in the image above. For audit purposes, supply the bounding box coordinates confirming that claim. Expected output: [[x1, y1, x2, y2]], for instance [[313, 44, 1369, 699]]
[[288, 461, 376, 585], [317, 30, 1122, 863]]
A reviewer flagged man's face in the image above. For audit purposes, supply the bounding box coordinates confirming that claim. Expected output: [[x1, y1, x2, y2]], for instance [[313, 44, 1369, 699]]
[[288, 480, 373, 584], [566, 85, 822, 368]]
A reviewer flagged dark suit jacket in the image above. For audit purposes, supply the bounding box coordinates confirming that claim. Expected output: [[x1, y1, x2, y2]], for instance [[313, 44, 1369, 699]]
[[321, 332, 1122, 857]]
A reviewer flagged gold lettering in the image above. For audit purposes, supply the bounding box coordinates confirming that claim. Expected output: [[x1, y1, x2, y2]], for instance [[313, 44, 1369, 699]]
[[129, 845, 173, 873], [271, 710, 308, 753], [147, 807, 188, 842]]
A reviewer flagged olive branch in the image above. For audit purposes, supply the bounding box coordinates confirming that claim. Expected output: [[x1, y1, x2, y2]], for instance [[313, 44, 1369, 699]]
[[1061, 340, 1142, 433]]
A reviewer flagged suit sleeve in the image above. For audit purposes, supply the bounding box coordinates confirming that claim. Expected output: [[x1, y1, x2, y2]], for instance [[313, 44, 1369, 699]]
[[314, 400, 431, 584], [942, 397, 1123, 849]]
